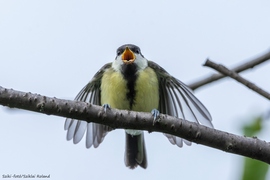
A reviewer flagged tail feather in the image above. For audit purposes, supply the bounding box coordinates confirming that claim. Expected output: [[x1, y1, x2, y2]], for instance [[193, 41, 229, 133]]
[[124, 132, 147, 169]]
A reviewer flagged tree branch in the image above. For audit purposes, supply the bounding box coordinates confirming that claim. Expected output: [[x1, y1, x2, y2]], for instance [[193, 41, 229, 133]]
[[0, 86, 270, 164], [204, 60, 270, 100], [188, 50, 270, 90]]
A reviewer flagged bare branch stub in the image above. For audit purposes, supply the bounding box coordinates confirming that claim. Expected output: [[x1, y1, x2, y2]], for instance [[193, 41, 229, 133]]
[[188, 50, 270, 90], [204, 59, 270, 100]]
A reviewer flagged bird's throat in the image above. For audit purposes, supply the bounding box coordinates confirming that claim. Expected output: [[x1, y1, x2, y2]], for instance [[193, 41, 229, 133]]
[[122, 64, 138, 109]]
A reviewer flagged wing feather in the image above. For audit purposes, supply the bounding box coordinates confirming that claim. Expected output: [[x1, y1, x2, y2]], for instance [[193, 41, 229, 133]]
[[64, 63, 113, 148], [174, 79, 212, 121], [166, 86, 178, 117], [148, 61, 213, 147], [159, 81, 167, 114], [171, 81, 199, 122], [73, 121, 87, 144]]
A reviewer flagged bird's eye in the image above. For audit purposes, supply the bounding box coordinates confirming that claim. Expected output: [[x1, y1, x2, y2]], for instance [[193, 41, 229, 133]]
[[135, 49, 140, 54], [117, 50, 121, 56]]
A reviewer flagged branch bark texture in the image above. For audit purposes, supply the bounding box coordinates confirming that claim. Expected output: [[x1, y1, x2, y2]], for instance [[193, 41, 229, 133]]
[[0, 86, 269, 164]]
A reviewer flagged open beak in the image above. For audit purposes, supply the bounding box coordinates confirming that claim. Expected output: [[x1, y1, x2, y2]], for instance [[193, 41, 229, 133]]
[[121, 47, 135, 64]]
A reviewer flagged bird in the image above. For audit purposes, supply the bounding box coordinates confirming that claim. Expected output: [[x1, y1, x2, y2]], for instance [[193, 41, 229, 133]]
[[64, 44, 213, 169]]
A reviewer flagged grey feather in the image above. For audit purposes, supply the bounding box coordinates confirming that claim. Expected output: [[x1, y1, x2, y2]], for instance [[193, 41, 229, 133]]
[[148, 61, 213, 147], [64, 63, 113, 148]]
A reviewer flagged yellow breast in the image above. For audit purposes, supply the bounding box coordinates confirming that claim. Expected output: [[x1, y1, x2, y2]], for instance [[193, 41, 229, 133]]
[[100, 67, 159, 112], [132, 67, 159, 112], [101, 69, 130, 109]]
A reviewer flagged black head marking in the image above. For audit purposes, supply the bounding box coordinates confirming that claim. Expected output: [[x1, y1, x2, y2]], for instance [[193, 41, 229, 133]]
[[115, 44, 146, 108], [116, 44, 144, 58]]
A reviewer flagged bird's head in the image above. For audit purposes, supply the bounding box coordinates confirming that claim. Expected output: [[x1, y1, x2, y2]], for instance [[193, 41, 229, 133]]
[[112, 44, 148, 71]]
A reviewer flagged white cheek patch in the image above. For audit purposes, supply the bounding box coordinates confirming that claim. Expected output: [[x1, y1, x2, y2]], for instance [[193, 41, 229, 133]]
[[112, 54, 148, 71], [112, 56, 123, 71], [135, 55, 148, 70]]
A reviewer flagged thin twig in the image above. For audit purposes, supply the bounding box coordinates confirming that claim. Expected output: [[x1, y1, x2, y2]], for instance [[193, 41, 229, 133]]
[[204, 60, 270, 100], [188, 50, 270, 90]]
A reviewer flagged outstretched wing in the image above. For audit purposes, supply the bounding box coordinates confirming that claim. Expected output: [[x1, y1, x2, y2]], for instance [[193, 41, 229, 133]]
[[64, 63, 113, 148], [148, 61, 213, 147]]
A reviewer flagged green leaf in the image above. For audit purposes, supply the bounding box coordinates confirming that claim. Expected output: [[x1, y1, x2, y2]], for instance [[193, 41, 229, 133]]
[[241, 116, 269, 180], [243, 117, 262, 137], [242, 158, 269, 180]]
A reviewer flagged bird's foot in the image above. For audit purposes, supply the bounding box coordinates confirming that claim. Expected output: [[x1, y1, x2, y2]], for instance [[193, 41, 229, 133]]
[[102, 104, 111, 113], [151, 109, 160, 125]]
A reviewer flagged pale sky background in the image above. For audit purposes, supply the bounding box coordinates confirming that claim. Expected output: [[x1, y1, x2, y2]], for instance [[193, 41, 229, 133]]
[[1, 1, 270, 180]]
